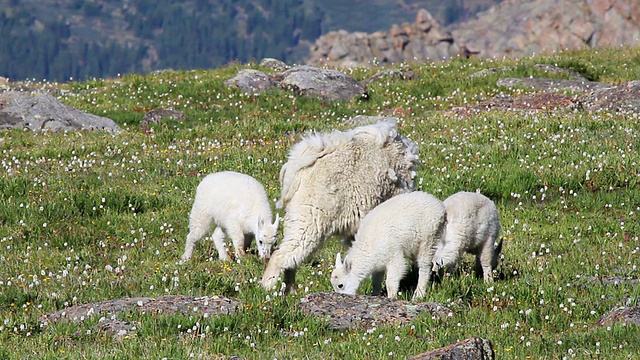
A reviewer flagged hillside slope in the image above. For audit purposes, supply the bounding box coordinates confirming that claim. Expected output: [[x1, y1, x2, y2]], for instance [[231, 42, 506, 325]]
[[0, 0, 498, 82]]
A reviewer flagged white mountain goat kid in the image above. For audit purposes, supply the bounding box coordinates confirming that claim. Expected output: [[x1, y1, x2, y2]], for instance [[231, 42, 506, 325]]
[[181, 171, 280, 262], [261, 121, 419, 293], [331, 191, 446, 300], [432, 191, 502, 282]]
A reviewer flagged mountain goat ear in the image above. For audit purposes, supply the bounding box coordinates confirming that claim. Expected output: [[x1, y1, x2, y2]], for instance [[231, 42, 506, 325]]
[[273, 213, 281, 229], [335, 253, 343, 269], [343, 255, 351, 273], [257, 217, 265, 230]]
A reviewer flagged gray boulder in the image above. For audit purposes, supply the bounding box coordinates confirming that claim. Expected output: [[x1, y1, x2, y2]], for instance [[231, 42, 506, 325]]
[[277, 65, 367, 102], [0, 91, 120, 133], [223, 69, 275, 94]]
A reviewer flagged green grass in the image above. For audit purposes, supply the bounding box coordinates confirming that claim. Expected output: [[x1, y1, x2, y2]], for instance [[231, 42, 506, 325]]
[[1, 46, 639, 359]]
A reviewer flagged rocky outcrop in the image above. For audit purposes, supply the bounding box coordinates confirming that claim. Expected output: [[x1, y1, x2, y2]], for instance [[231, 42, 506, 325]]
[[310, 9, 459, 67], [308, 0, 640, 67], [0, 90, 120, 133], [454, 0, 640, 59]]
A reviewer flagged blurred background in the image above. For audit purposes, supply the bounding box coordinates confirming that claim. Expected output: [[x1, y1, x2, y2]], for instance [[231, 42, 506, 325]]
[[1, 0, 638, 82]]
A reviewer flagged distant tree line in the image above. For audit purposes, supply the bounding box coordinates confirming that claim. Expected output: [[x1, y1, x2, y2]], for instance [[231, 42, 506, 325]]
[[0, 0, 323, 82]]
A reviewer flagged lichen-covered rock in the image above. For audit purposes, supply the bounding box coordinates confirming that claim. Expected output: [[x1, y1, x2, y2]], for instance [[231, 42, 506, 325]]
[[278, 65, 367, 102], [597, 306, 640, 326], [408, 337, 495, 360], [578, 80, 640, 113], [299, 292, 452, 330], [0, 91, 120, 132]]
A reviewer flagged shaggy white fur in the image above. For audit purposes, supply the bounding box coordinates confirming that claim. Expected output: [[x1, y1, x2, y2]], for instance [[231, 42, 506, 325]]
[[432, 191, 502, 282], [181, 171, 280, 262], [261, 121, 419, 293], [331, 191, 446, 300]]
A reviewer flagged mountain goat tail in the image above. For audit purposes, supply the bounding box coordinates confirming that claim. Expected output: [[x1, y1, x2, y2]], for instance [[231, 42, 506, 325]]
[[492, 237, 504, 269]]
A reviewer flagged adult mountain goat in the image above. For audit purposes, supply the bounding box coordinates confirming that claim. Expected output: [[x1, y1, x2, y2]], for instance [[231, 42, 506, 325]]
[[261, 120, 419, 293]]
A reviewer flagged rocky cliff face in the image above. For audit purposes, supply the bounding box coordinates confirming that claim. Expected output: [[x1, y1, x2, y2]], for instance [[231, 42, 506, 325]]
[[308, 0, 640, 67]]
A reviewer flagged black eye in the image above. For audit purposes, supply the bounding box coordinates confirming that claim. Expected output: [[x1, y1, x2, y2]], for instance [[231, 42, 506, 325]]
[[338, 284, 344, 289], [258, 240, 263, 245]]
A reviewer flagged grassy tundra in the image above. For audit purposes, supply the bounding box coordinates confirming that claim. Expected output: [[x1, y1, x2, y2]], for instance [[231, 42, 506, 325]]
[[1, 47, 639, 359]]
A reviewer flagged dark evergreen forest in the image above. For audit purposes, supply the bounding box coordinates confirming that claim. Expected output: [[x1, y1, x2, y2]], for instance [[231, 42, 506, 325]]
[[0, 0, 323, 82]]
